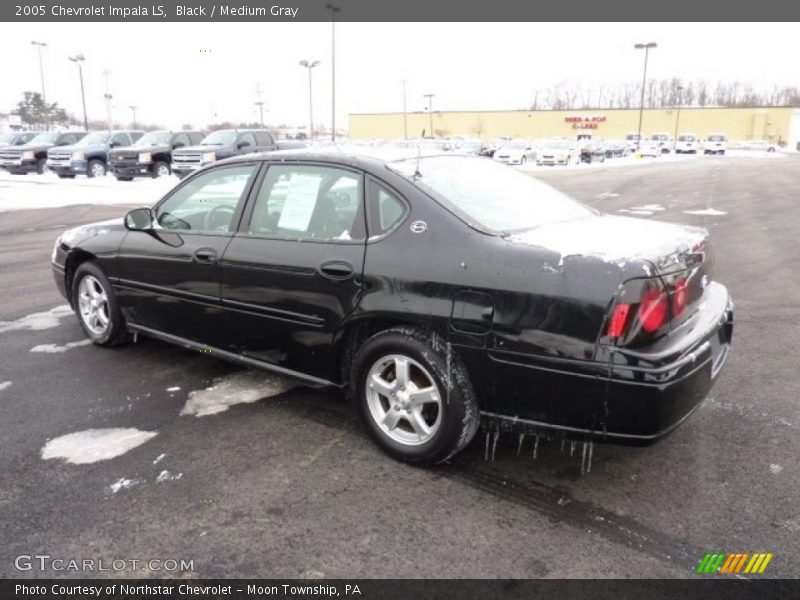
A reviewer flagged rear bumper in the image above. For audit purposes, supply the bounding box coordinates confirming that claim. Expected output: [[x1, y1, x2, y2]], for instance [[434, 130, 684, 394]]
[[481, 283, 733, 445]]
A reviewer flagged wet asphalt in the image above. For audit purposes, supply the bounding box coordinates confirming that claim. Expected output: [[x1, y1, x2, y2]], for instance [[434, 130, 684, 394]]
[[0, 155, 798, 579]]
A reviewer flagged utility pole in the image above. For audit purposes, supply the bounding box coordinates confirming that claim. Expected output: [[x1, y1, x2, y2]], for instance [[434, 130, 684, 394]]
[[299, 61, 320, 139], [102, 69, 113, 130], [634, 42, 657, 153], [31, 41, 48, 128], [326, 3, 340, 141], [128, 105, 138, 129], [403, 79, 408, 140], [423, 93, 434, 138], [69, 54, 89, 131], [673, 86, 684, 152], [254, 82, 266, 126]]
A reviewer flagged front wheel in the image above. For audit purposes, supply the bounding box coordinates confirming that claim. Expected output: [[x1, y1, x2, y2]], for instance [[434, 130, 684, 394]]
[[350, 327, 479, 465], [152, 161, 170, 178], [87, 159, 106, 178], [72, 262, 130, 346], [36, 158, 47, 174]]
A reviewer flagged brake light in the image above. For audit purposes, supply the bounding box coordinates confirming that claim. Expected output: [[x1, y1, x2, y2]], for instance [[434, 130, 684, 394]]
[[672, 278, 688, 317], [640, 288, 668, 333], [607, 303, 631, 338]]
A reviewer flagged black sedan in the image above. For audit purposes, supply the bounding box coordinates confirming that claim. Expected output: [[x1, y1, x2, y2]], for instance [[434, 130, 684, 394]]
[[51, 151, 733, 464]]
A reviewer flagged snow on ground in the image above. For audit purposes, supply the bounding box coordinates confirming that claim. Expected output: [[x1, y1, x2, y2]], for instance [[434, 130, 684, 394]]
[[180, 370, 295, 417], [683, 208, 728, 216], [108, 478, 143, 494], [30, 339, 91, 353], [0, 305, 73, 334], [0, 381, 11, 391], [0, 171, 178, 210], [41, 428, 158, 464], [155, 470, 183, 483]]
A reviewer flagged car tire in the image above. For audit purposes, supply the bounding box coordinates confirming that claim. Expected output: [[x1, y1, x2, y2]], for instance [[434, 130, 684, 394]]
[[71, 262, 130, 347], [115, 176, 133, 182], [767, 147, 776, 153], [520, 156, 527, 165], [87, 159, 106, 178], [152, 161, 170, 178], [36, 158, 47, 174], [350, 327, 480, 465], [57, 174, 75, 179]]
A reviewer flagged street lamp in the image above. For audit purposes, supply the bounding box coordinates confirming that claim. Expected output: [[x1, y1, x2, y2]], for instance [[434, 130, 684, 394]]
[[672, 86, 683, 153], [325, 3, 340, 141], [128, 105, 138, 129], [634, 42, 657, 153], [402, 79, 408, 140], [31, 41, 47, 104], [423, 93, 434, 138], [299, 60, 320, 140], [68, 54, 89, 132]]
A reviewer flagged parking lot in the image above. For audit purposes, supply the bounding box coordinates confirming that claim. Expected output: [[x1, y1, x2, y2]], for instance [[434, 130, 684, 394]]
[[0, 152, 798, 578]]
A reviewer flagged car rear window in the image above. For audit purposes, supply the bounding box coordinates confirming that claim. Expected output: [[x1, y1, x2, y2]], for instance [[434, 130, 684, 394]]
[[388, 156, 594, 234]]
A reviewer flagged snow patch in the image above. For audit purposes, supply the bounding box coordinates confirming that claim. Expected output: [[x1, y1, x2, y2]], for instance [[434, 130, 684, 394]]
[[628, 210, 653, 216], [30, 339, 91, 353], [166, 386, 181, 392], [770, 464, 783, 474], [683, 208, 728, 216], [630, 204, 665, 211], [153, 453, 167, 465], [0, 381, 11, 391], [180, 370, 295, 417], [598, 192, 619, 199], [109, 478, 142, 494], [41, 428, 158, 465], [0, 305, 73, 334], [156, 470, 183, 483]]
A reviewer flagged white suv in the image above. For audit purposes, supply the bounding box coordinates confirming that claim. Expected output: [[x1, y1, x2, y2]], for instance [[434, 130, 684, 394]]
[[675, 133, 699, 154], [704, 134, 727, 155]]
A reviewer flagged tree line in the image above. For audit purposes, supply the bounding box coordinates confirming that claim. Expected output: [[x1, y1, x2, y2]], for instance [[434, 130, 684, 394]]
[[530, 79, 800, 110]]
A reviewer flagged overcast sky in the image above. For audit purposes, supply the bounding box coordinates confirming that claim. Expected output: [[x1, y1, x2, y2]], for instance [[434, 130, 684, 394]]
[[1, 22, 797, 130]]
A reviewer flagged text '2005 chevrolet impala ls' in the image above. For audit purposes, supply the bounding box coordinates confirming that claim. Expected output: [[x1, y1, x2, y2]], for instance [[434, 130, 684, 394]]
[[51, 150, 733, 464]]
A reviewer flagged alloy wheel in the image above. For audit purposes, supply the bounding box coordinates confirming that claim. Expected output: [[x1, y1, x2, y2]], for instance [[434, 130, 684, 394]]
[[77, 275, 110, 335], [365, 354, 443, 446]]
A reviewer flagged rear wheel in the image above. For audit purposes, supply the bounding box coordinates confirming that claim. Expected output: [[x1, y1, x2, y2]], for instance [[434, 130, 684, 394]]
[[87, 159, 106, 178], [152, 161, 170, 178], [36, 159, 47, 174], [72, 262, 130, 347], [350, 327, 479, 465]]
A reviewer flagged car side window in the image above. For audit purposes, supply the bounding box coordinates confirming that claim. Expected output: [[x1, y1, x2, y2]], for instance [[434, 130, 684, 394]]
[[111, 133, 129, 146], [154, 165, 256, 234], [248, 164, 364, 241], [238, 132, 256, 148], [173, 133, 190, 148], [255, 131, 274, 146], [367, 180, 409, 237]]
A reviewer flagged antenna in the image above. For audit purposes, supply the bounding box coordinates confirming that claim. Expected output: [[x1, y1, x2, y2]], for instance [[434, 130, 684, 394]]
[[413, 128, 424, 178]]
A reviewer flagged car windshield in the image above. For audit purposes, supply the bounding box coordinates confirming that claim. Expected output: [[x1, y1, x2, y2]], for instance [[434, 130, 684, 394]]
[[544, 142, 569, 150], [134, 131, 172, 146], [26, 132, 59, 145], [76, 131, 111, 146], [0, 133, 16, 144], [625, 134, 640, 141], [679, 135, 696, 141], [201, 130, 237, 145], [708, 135, 725, 142], [502, 142, 527, 150], [387, 156, 594, 234], [460, 142, 481, 151]]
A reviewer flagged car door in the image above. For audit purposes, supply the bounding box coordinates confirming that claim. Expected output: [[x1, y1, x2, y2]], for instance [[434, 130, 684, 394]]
[[115, 163, 260, 346], [219, 162, 367, 381]]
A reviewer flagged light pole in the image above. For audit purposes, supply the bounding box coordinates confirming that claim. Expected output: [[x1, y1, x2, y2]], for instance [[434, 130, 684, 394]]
[[423, 93, 434, 138], [325, 3, 340, 141], [128, 105, 138, 129], [31, 41, 47, 127], [672, 86, 683, 153], [69, 54, 89, 131], [102, 70, 113, 130], [634, 42, 657, 154], [299, 60, 320, 140], [402, 79, 408, 139]]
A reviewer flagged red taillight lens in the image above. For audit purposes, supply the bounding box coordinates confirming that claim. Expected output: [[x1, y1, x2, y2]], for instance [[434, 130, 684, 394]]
[[607, 303, 631, 338], [639, 289, 668, 333], [672, 278, 688, 317]]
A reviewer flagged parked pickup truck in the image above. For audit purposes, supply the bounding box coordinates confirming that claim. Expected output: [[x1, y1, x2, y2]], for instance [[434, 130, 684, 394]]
[[108, 130, 205, 181], [171, 129, 289, 179], [47, 130, 145, 178], [0, 131, 40, 150], [0, 131, 86, 174]]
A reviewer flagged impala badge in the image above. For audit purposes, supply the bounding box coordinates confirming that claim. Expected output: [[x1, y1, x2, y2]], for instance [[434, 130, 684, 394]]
[[410, 220, 428, 234]]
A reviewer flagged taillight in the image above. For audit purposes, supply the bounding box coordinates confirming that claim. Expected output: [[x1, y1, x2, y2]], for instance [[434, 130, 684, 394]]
[[639, 288, 668, 333], [606, 303, 631, 338], [672, 277, 688, 317]]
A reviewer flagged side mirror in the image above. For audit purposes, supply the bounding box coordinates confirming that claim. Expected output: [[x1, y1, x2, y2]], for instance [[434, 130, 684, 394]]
[[110, 141, 121, 148], [125, 207, 154, 231], [238, 141, 251, 150], [173, 142, 185, 149]]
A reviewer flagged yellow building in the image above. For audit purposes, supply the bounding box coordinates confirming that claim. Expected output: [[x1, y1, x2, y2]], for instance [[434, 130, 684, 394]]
[[350, 106, 800, 147]]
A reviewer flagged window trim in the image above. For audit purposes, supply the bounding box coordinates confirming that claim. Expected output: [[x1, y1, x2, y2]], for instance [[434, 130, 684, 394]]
[[365, 176, 411, 243], [236, 160, 367, 246], [150, 162, 262, 237]]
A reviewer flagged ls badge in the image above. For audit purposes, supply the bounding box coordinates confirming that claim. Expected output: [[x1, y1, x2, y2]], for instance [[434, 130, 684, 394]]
[[410, 221, 428, 234]]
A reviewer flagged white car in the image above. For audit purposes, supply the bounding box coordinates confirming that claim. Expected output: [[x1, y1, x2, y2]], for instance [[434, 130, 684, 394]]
[[740, 139, 778, 153], [535, 141, 580, 166], [650, 132, 672, 153], [624, 132, 643, 153], [493, 141, 536, 165], [639, 139, 662, 158], [703, 134, 727, 155], [675, 133, 699, 154]]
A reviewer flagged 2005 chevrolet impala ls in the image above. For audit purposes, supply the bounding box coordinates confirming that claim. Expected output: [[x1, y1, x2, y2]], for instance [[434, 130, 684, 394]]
[[51, 150, 733, 464]]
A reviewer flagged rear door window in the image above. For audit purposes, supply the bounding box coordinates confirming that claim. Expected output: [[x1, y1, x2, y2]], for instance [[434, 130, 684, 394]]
[[366, 179, 409, 238]]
